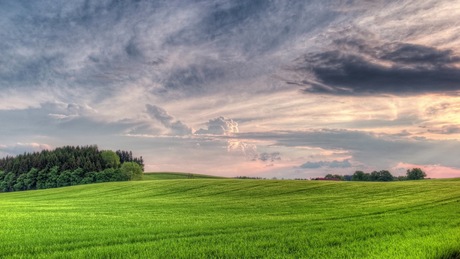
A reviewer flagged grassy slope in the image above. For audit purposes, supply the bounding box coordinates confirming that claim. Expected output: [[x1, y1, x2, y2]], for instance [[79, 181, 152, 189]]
[[143, 172, 226, 180], [0, 179, 459, 258]]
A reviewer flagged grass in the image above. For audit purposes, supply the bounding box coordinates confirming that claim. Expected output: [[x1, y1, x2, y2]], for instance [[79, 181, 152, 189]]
[[0, 178, 459, 258], [143, 172, 226, 180]]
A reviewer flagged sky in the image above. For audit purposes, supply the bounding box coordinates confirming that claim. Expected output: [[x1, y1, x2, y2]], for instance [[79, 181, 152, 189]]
[[2, 0, 460, 179]]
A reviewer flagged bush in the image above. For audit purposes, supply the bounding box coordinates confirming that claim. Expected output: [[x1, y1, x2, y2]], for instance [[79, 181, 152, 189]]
[[120, 162, 144, 181]]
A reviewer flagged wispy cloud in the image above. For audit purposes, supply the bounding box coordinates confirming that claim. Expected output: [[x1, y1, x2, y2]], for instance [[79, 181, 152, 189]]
[[237, 128, 460, 170], [0, 142, 52, 157], [2, 0, 460, 178], [195, 117, 239, 135], [300, 159, 352, 169], [146, 104, 192, 136]]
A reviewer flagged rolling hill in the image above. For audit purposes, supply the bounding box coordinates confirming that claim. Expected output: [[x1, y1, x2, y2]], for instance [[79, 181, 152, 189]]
[[143, 172, 226, 180], [0, 178, 459, 258]]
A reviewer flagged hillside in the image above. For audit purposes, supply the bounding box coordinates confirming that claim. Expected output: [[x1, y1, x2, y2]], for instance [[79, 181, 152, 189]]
[[143, 172, 226, 180], [0, 179, 459, 258]]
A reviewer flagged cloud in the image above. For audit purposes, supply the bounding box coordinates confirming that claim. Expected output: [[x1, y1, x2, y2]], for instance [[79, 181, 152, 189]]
[[300, 159, 352, 169], [425, 102, 451, 115], [146, 104, 192, 136], [0, 143, 52, 156], [237, 129, 460, 170], [2, 0, 460, 179], [258, 152, 281, 162], [195, 116, 280, 164], [47, 102, 96, 120], [0, 0, 344, 102], [195, 116, 239, 135], [227, 140, 258, 161], [124, 123, 163, 136], [428, 125, 460, 135], [396, 162, 460, 179], [3, 1, 459, 99], [287, 31, 460, 95], [0, 102, 149, 147], [379, 43, 460, 65]]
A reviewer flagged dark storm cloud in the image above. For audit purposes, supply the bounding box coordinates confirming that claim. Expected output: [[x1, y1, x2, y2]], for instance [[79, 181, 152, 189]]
[[379, 43, 460, 65], [290, 38, 460, 95]]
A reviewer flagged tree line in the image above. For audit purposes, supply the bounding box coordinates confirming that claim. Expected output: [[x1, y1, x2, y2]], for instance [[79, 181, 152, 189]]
[[313, 168, 427, 181], [0, 145, 144, 192]]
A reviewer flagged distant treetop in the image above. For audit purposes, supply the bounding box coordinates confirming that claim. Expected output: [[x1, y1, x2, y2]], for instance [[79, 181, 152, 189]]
[[314, 168, 427, 182]]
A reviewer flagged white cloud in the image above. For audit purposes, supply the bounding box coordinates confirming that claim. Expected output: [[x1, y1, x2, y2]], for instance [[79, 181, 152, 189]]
[[195, 116, 238, 135]]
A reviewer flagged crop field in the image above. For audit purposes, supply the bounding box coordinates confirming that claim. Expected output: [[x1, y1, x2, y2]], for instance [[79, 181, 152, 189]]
[[0, 178, 460, 258], [143, 172, 226, 180]]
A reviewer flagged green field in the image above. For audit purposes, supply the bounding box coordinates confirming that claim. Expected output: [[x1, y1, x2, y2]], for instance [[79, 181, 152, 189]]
[[143, 172, 226, 180], [1, 178, 460, 258]]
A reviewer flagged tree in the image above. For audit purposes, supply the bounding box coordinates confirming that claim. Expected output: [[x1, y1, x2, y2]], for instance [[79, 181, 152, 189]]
[[325, 174, 334, 179], [2, 172, 15, 192], [46, 166, 59, 188], [120, 162, 143, 180], [369, 170, 393, 181], [13, 174, 27, 191], [57, 170, 72, 187], [0, 146, 145, 192], [101, 150, 121, 169], [396, 175, 407, 181], [406, 168, 426, 180], [352, 171, 369, 181], [36, 168, 48, 189], [24, 168, 39, 190], [343, 175, 353, 181], [327, 174, 344, 180], [70, 168, 84, 185], [378, 170, 394, 181]]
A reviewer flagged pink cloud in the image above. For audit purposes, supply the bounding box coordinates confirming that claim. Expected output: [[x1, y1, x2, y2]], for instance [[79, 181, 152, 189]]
[[396, 162, 460, 179]]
